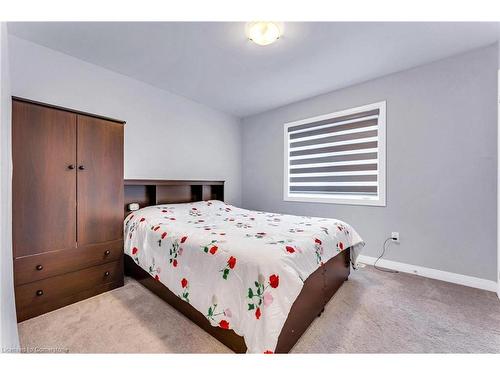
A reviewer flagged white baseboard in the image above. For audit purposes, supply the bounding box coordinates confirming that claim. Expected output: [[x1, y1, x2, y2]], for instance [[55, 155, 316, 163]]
[[357, 255, 497, 293]]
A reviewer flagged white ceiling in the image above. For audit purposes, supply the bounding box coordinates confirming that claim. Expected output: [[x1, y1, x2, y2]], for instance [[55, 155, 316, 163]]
[[7, 22, 500, 117]]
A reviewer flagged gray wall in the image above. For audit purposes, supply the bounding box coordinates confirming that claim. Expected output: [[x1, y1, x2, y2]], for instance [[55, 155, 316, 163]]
[[242, 44, 498, 281], [8, 35, 243, 205], [0, 23, 19, 350]]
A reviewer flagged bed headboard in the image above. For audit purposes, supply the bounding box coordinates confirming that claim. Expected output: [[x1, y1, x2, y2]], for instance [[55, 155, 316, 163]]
[[124, 179, 224, 216]]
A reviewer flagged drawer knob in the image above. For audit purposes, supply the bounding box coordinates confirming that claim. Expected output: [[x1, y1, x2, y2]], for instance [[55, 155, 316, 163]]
[[36, 290, 44, 296], [104, 271, 110, 277], [104, 250, 111, 256], [36, 264, 43, 271], [78, 165, 85, 170], [68, 164, 75, 170]]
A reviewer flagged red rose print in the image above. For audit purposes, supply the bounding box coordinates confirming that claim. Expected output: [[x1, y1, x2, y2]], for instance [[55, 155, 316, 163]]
[[154, 275, 160, 281], [181, 278, 188, 288], [285, 246, 295, 253], [220, 233, 226, 236], [173, 259, 178, 267], [255, 307, 261, 319], [162, 210, 167, 213], [209, 246, 218, 255], [170, 218, 176, 221], [161, 232, 167, 239], [227, 256, 237, 269], [338, 242, 344, 250], [132, 247, 138, 255], [140, 218, 145, 222], [153, 226, 160, 231], [192, 207, 197, 211], [180, 236, 188, 243], [269, 274, 279, 288], [314, 238, 322, 245], [219, 320, 230, 330], [263, 350, 273, 354]]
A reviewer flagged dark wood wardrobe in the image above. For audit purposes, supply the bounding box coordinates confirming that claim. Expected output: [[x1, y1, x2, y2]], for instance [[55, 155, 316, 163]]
[[12, 97, 125, 322]]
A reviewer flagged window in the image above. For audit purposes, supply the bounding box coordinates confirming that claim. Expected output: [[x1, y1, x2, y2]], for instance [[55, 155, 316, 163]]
[[284, 101, 386, 206]]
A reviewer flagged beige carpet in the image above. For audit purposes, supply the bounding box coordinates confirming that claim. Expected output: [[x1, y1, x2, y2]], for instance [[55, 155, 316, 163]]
[[18, 266, 500, 353]]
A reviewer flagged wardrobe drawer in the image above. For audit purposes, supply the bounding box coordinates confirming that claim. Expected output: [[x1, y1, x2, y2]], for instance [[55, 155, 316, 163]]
[[15, 259, 123, 311], [14, 239, 123, 285]]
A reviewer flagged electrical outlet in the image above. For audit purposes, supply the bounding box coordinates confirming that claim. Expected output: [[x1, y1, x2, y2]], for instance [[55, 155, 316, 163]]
[[391, 232, 400, 242]]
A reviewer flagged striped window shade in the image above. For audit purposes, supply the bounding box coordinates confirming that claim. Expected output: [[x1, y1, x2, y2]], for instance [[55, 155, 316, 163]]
[[284, 101, 386, 206]]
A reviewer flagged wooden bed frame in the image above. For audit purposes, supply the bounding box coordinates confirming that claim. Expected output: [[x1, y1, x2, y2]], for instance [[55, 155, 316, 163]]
[[124, 179, 351, 353]]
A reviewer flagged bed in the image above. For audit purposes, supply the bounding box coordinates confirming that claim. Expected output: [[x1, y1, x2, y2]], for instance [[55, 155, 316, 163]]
[[123, 180, 364, 353]]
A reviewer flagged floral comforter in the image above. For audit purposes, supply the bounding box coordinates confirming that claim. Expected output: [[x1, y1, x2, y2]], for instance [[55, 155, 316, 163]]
[[124, 200, 364, 353]]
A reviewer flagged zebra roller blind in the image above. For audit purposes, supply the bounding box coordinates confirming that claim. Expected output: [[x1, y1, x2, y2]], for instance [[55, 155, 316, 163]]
[[284, 101, 386, 206]]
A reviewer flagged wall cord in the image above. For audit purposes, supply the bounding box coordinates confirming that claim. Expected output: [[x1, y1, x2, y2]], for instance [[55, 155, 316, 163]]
[[373, 237, 399, 273]]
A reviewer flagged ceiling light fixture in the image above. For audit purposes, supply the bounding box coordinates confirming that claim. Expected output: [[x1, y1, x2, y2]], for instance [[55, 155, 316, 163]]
[[246, 22, 281, 46]]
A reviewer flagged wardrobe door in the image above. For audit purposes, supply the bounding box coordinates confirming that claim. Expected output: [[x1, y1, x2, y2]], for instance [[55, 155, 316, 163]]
[[12, 100, 77, 258], [77, 115, 124, 245]]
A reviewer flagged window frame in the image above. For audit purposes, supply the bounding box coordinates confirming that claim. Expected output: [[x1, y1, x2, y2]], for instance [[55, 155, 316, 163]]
[[283, 101, 386, 207]]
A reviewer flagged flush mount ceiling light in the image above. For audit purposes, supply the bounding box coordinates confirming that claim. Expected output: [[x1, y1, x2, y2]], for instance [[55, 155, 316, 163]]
[[246, 22, 282, 46]]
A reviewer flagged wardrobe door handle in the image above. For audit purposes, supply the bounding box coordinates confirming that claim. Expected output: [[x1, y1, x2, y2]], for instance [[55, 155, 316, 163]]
[[36, 290, 44, 296], [104, 271, 110, 277], [78, 165, 85, 170], [36, 264, 43, 271], [104, 250, 111, 256], [68, 164, 75, 170]]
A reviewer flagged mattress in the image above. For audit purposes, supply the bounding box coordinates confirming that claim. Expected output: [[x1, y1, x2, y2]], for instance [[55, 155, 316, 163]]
[[124, 200, 364, 353]]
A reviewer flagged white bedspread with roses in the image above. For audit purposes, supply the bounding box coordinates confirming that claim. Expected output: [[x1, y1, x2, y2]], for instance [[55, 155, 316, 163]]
[[124, 200, 364, 353]]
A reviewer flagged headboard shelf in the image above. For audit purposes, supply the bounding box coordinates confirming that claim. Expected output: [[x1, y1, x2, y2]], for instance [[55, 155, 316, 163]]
[[124, 179, 224, 216], [125, 179, 224, 186]]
